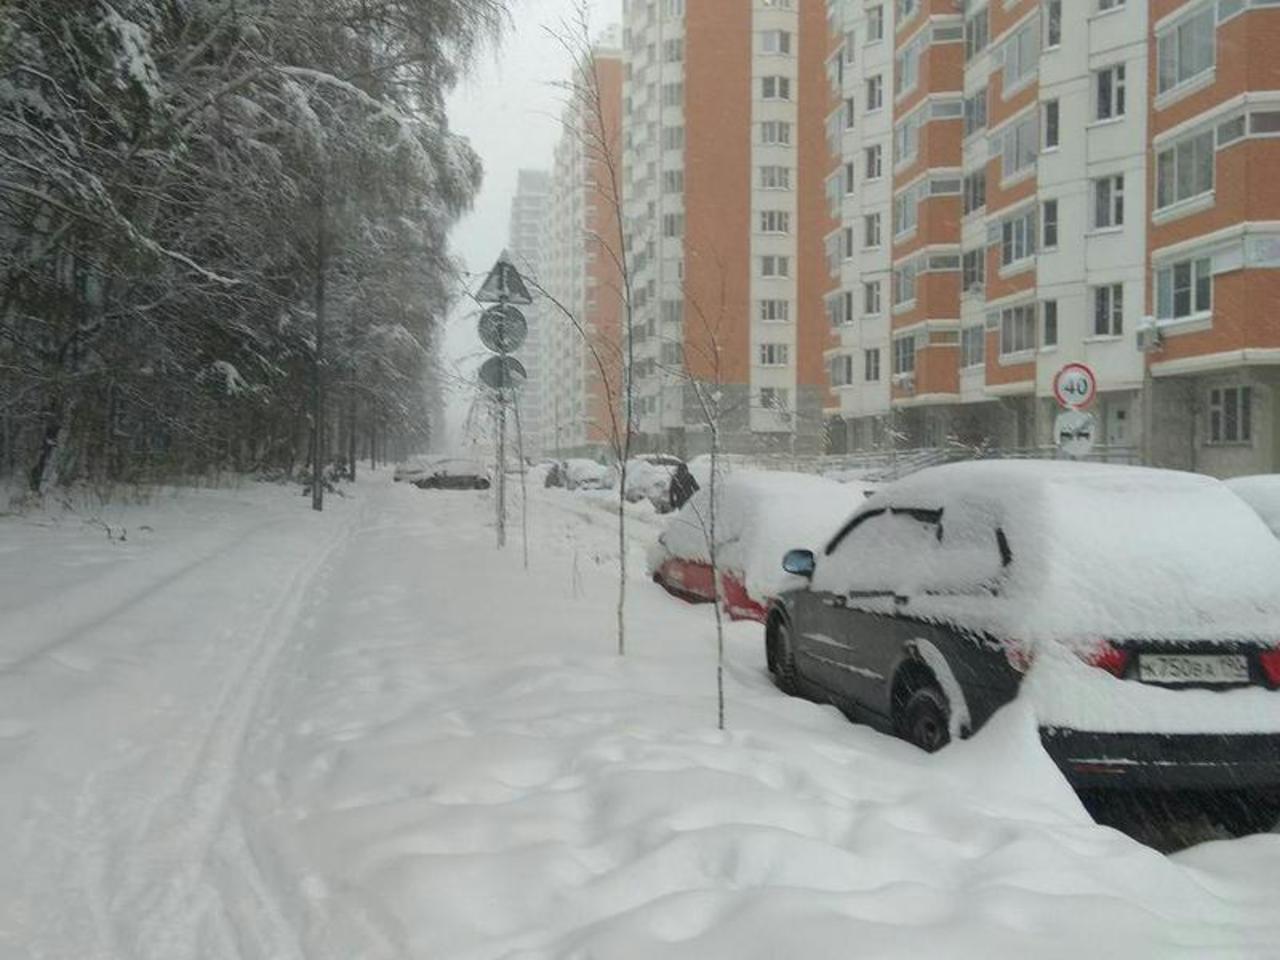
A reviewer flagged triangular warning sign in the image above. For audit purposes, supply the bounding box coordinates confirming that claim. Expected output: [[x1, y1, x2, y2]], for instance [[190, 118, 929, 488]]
[[476, 251, 533, 305]]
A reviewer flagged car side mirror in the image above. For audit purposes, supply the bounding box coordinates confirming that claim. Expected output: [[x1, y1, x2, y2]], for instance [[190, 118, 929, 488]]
[[781, 548, 815, 579]]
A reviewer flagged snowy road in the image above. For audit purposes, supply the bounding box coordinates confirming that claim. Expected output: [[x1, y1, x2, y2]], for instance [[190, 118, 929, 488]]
[[4, 474, 1280, 959]]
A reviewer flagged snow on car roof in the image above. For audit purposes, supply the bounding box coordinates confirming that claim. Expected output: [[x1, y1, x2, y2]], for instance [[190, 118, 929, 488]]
[[1226, 474, 1280, 537], [815, 459, 1280, 646]]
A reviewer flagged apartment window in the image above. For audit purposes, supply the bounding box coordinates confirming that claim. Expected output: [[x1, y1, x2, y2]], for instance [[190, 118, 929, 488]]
[[759, 387, 790, 412], [1093, 283, 1124, 336], [864, 348, 882, 381], [759, 343, 790, 366], [662, 169, 684, 193], [1156, 255, 1212, 320], [844, 97, 856, 128], [1041, 199, 1058, 249], [1093, 174, 1124, 228], [759, 299, 790, 322], [1155, 130, 1214, 209], [1043, 99, 1059, 148], [964, 89, 988, 137], [761, 29, 793, 55], [1098, 0, 1124, 9], [895, 34, 924, 97], [1000, 209, 1036, 266], [892, 335, 916, 376], [867, 5, 884, 42], [1000, 304, 1037, 355], [843, 30, 856, 64], [761, 255, 790, 278], [893, 260, 918, 307], [1209, 386, 1252, 443], [864, 280, 882, 314], [962, 248, 986, 293], [894, 187, 919, 238], [761, 120, 792, 145], [759, 210, 790, 233], [662, 300, 684, 325], [1095, 64, 1126, 120], [961, 326, 986, 367], [965, 7, 989, 61], [663, 0, 684, 16], [1157, 5, 1214, 94], [1000, 113, 1038, 180], [663, 38, 684, 62], [661, 125, 684, 150], [865, 144, 883, 179], [894, 112, 921, 166], [1044, 0, 1062, 48], [1042, 299, 1059, 346], [843, 227, 855, 258], [862, 213, 881, 248], [1004, 23, 1039, 90], [762, 76, 791, 100], [662, 212, 684, 237], [897, 0, 918, 22], [661, 82, 683, 107], [759, 165, 792, 189], [963, 170, 986, 215], [866, 75, 883, 111]]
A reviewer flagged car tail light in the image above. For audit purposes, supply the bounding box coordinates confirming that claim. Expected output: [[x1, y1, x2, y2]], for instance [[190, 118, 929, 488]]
[[1004, 643, 1033, 674], [1080, 641, 1130, 678], [1259, 648, 1280, 686]]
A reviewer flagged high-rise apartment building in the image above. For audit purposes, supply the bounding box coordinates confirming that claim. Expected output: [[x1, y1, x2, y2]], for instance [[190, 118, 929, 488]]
[[621, 0, 835, 456], [540, 36, 624, 458], [823, 0, 1280, 475], [507, 168, 551, 457]]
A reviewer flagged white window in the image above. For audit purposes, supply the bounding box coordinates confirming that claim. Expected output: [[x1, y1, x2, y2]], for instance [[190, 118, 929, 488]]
[[1095, 63, 1126, 120], [1003, 23, 1039, 90], [1093, 283, 1124, 336], [844, 97, 856, 128], [1041, 199, 1058, 249], [1098, 0, 1125, 9], [661, 125, 684, 150], [965, 88, 988, 137], [843, 226, 855, 258], [1156, 255, 1212, 320], [762, 76, 791, 100], [760, 120, 792, 145], [892, 335, 916, 375], [1042, 299, 1059, 346], [963, 170, 986, 215], [661, 82, 683, 107], [864, 348, 882, 381], [758, 343, 790, 366], [962, 248, 985, 292], [760, 255, 790, 278], [1000, 209, 1036, 266], [662, 300, 683, 324], [965, 7, 989, 61], [662, 169, 684, 193], [662, 212, 684, 237], [896, 0, 918, 22], [999, 113, 1038, 180], [759, 210, 790, 234], [866, 75, 883, 111], [893, 259, 920, 307], [895, 34, 924, 97], [1155, 129, 1214, 209], [999, 304, 1037, 355], [864, 280, 882, 315], [1158, 6, 1214, 95], [1093, 174, 1124, 228], [761, 29, 792, 55], [961, 326, 985, 367], [864, 213, 882, 248], [759, 299, 791, 322], [664, 38, 684, 62], [867, 5, 884, 42], [1043, 99, 1059, 148], [663, 0, 684, 16], [843, 162, 855, 194], [865, 144, 883, 179], [894, 111, 921, 167], [759, 165, 792, 189], [1044, 0, 1062, 47], [1209, 386, 1252, 443], [759, 387, 790, 411]]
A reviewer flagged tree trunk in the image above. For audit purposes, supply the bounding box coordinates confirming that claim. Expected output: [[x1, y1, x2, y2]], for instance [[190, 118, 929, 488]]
[[311, 187, 327, 512]]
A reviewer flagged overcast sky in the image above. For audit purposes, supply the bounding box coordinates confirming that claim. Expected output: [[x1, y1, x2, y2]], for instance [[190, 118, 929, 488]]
[[440, 0, 620, 446]]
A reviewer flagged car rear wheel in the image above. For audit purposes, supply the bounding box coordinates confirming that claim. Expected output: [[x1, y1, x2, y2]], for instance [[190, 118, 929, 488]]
[[771, 618, 800, 695], [901, 686, 950, 754]]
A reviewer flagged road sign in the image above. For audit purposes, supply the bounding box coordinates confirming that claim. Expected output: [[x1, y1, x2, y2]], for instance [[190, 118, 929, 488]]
[[475, 251, 533, 305], [1054, 409, 1097, 458], [478, 305, 528, 354], [1052, 362, 1097, 409], [478, 355, 527, 391]]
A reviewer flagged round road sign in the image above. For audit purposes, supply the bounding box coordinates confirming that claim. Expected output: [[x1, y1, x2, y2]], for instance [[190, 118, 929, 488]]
[[1053, 362, 1097, 409], [478, 305, 528, 354], [1054, 409, 1097, 458], [478, 355, 527, 391]]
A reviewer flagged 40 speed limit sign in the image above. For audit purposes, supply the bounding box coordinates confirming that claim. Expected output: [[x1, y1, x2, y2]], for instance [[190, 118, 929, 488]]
[[1052, 362, 1097, 410]]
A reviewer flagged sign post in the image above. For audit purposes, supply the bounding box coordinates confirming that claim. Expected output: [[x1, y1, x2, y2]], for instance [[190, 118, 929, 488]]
[[476, 252, 532, 551], [1052, 361, 1098, 459]]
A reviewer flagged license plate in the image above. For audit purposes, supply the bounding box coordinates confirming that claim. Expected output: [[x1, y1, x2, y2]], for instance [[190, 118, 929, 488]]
[[1138, 653, 1249, 685]]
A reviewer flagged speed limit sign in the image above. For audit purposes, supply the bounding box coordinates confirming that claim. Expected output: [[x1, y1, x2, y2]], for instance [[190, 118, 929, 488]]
[[1053, 362, 1097, 410]]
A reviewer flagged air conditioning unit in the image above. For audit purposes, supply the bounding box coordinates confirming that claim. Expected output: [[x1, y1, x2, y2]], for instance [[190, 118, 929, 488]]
[[1136, 321, 1163, 353]]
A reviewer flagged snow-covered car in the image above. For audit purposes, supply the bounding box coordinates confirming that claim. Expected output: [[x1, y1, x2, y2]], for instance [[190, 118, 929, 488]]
[[623, 455, 685, 511], [412, 458, 491, 490], [564, 458, 615, 491], [1226, 474, 1280, 538], [648, 471, 867, 623], [766, 460, 1280, 835], [393, 455, 444, 483]]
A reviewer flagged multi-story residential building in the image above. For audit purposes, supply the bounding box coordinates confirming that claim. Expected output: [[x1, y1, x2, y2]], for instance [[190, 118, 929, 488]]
[[540, 36, 624, 458], [824, 0, 1280, 476], [507, 168, 551, 457], [620, 0, 835, 456]]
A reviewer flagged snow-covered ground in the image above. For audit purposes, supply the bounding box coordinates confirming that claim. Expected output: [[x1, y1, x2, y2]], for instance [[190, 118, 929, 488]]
[[3, 472, 1280, 959]]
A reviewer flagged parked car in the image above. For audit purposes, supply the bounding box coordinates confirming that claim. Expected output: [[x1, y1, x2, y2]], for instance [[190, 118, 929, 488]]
[[765, 460, 1280, 835], [1227, 474, 1280, 538], [394, 455, 444, 483], [624, 455, 685, 511], [648, 471, 866, 622], [412, 458, 491, 490], [563, 458, 615, 491]]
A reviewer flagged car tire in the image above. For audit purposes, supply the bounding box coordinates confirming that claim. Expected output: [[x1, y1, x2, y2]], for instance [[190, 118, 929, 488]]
[[901, 686, 951, 754], [771, 618, 800, 695]]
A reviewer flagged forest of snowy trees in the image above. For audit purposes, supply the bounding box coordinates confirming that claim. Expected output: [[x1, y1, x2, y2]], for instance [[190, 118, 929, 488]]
[[0, 0, 503, 494]]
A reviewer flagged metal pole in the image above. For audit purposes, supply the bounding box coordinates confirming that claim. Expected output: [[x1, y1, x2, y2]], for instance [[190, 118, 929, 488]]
[[513, 390, 530, 570], [496, 293, 509, 549]]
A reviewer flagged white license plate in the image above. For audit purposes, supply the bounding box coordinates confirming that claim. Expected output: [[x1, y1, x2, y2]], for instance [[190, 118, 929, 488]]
[[1138, 653, 1249, 685]]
